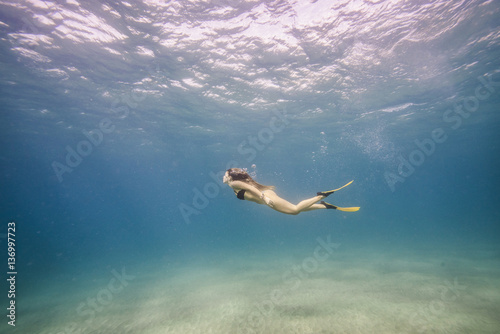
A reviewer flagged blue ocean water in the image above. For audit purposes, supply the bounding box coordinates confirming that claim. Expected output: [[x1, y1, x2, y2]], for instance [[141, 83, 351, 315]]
[[1, 0, 500, 333]]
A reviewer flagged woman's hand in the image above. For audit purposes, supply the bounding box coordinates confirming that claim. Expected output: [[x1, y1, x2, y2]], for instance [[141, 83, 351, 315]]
[[261, 193, 274, 207]]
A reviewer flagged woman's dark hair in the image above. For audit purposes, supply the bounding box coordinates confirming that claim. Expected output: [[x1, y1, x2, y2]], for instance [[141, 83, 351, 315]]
[[227, 168, 275, 191]]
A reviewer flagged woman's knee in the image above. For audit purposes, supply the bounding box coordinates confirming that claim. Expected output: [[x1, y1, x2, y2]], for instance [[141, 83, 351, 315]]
[[285, 207, 300, 215]]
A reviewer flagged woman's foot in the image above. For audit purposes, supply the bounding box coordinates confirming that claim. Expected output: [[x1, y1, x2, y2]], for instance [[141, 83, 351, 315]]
[[317, 190, 335, 197], [321, 201, 360, 212], [321, 201, 338, 209], [317, 180, 354, 197]]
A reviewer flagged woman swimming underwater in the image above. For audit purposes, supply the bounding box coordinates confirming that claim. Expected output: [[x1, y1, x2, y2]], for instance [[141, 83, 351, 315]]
[[223, 168, 360, 215]]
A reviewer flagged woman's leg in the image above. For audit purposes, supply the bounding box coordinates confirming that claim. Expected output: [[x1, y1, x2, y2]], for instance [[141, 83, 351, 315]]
[[266, 181, 357, 215], [270, 194, 325, 215], [295, 196, 326, 212], [301, 203, 328, 212]]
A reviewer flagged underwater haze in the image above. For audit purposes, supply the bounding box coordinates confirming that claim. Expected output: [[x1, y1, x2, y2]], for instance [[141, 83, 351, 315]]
[[1, 0, 500, 333]]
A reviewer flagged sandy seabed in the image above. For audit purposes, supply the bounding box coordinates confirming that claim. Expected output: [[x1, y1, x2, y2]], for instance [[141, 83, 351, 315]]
[[18, 241, 500, 334]]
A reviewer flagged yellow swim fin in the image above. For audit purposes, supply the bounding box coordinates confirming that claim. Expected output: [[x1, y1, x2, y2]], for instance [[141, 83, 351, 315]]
[[336, 206, 360, 212], [321, 201, 360, 212], [317, 180, 354, 197]]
